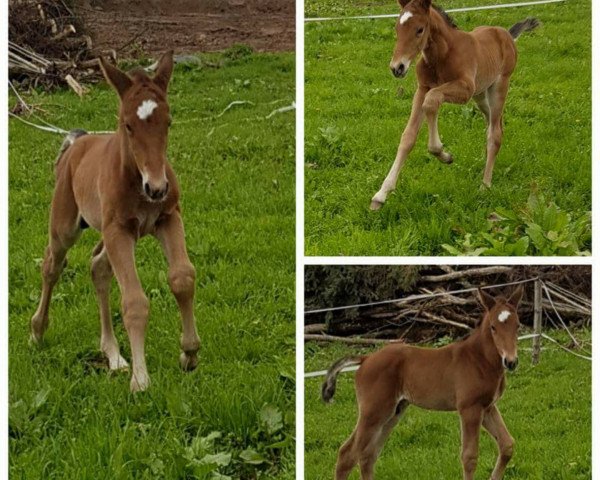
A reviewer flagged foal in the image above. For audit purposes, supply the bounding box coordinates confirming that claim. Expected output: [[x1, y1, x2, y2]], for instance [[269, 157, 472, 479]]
[[323, 286, 523, 480], [30, 51, 200, 392], [370, 0, 539, 210]]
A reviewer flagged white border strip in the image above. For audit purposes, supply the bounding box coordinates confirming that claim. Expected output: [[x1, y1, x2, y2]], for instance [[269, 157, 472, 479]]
[[305, 0, 565, 22]]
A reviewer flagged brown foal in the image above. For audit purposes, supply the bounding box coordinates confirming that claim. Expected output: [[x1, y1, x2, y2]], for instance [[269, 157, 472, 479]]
[[370, 0, 539, 210], [323, 286, 524, 480], [30, 51, 200, 392]]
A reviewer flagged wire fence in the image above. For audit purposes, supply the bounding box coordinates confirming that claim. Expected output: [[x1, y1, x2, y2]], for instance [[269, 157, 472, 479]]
[[305, 0, 565, 22], [304, 278, 591, 378]]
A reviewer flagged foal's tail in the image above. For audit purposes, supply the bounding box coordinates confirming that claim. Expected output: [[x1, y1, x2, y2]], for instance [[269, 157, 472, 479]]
[[509, 17, 540, 40], [321, 356, 366, 403], [55, 129, 88, 167]]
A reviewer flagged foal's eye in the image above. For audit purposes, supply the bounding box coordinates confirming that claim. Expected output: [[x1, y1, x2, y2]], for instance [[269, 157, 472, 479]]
[[125, 123, 133, 134], [416, 27, 424, 36], [491, 325, 496, 333]]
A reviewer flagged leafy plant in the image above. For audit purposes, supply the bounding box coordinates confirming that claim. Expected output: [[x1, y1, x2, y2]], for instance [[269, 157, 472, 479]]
[[442, 191, 591, 256]]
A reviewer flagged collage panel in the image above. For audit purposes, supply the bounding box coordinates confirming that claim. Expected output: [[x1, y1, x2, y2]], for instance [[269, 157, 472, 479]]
[[304, 265, 591, 479], [8, 1, 295, 478], [304, 0, 591, 256]]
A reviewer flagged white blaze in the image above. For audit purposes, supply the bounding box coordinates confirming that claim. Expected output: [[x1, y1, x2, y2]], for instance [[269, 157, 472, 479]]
[[399, 11, 413, 25], [498, 310, 511, 323], [137, 99, 158, 120]]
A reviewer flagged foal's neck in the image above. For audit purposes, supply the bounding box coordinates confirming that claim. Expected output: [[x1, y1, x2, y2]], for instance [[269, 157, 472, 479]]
[[467, 318, 504, 373], [422, 8, 457, 67]]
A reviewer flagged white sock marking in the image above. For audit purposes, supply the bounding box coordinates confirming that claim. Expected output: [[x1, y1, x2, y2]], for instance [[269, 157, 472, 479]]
[[399, 11, 413, 24], [137, 99, 158, 120], [498, 310, 510, 323]]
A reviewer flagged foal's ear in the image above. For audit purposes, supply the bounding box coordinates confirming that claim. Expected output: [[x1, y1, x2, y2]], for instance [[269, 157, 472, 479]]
[[153, 50, 174, 93], [477, 288, 496, 311], [98, 57, 132, 98], [507, 285, 524, 308], [397, 0, 411, 7], [414, 0, 432, 10]]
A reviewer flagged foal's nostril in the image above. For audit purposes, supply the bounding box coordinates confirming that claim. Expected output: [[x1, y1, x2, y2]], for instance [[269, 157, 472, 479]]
[[391, 64, 406, 77], [503, 357, 518, 371], [143, 181, 168, 201]]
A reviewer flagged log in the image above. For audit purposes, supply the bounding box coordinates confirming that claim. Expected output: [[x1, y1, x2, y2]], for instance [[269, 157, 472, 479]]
[[420, 311, 472, 330], [304, 334, 402, 345], [304, 323, 326, 334], [419, 266, 513, 283], [65, 74, 86, 97]]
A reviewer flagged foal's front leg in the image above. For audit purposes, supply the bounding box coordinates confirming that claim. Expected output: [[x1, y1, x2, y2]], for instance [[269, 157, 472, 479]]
[[370, 87, 426, 210], [459, 406, 484, 480], [422, 79, 475, 164], [155, 210, 200, 371], [483, 405, 514, 480], [103, 223, 150, 392]]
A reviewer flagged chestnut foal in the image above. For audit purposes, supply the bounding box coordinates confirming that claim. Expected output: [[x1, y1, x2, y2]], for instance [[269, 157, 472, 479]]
[[30, 51, 200, 392], [370, 0, 539, 210], [323, 286, 524, 480]]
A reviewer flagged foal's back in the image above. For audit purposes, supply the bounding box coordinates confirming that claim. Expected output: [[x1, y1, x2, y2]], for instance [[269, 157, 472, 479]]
[[355, 337, 498, 412]]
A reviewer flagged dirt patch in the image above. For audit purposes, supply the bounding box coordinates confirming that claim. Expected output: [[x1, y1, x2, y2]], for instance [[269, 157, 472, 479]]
[[75, 0, 295, 57]]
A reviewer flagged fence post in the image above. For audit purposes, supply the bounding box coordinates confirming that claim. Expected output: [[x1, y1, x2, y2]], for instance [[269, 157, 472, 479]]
[[532, 279, 542, 365]]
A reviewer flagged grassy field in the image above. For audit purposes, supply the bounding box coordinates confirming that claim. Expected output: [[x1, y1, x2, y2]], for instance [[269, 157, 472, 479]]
[[304, 0, 591, 256], [9, 49, 295, 479], [305, 329, 591, 479]]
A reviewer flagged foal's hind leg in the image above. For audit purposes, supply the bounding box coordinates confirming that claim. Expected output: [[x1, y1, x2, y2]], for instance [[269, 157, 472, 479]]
[[335, 399, 405, 480], [482, 76, 510, 188], [370, 87, 426, 210], [473, 92, 491, 125], [482, 405, 514, 480], [31, 179, 81, 344], [91, 241, 128, 371]]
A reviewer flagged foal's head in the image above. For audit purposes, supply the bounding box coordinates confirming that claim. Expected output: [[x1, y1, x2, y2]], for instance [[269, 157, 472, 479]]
[[389, 0, 433, 78], [99, 51, 174, 202], [477, 286, 524, 371]]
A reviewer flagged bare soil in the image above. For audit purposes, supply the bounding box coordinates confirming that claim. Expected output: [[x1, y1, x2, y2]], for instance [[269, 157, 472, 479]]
[[75, 0, 295, 57]]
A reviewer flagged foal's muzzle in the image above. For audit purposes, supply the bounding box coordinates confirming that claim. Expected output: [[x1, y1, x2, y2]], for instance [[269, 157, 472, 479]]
[[502, 357, 519, 372], [143, 180, 169, 202], [390, 63, 408, 78]]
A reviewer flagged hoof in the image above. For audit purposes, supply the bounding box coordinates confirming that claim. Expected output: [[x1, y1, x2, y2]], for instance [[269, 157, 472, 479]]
[[108, 355, 129, 372], [480, 182, 491, 191], [370, 199, 384, 211], [130, 374, 150, 393], [180, 352, 198, 372], [29, 332, 43, 347], [440, 152, 453, 164], [430, 149, 453, 164]]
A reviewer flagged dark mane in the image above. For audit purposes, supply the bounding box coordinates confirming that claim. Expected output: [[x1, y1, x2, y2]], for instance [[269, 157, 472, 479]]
[[433, 4, 457, 29]]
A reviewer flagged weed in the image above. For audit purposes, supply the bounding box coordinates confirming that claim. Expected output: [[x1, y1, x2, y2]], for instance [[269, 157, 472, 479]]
[[442, 191, 591, 256]]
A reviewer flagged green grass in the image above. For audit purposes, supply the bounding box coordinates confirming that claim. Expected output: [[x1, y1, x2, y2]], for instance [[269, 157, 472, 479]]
[[305, 329, 591, 479], [9, 49, 295, 479], [304, 0, 591, 255]]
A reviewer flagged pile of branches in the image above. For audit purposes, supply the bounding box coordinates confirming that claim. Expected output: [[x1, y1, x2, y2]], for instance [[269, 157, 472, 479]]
[[305, 265, 591, 345], [9, 0, 105, 92]]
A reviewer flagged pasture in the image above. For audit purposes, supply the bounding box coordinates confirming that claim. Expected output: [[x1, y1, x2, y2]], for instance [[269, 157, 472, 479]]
[[304, 0, 591, 256], [9, 49, 295, 478], [304, 329, 591, 479]]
